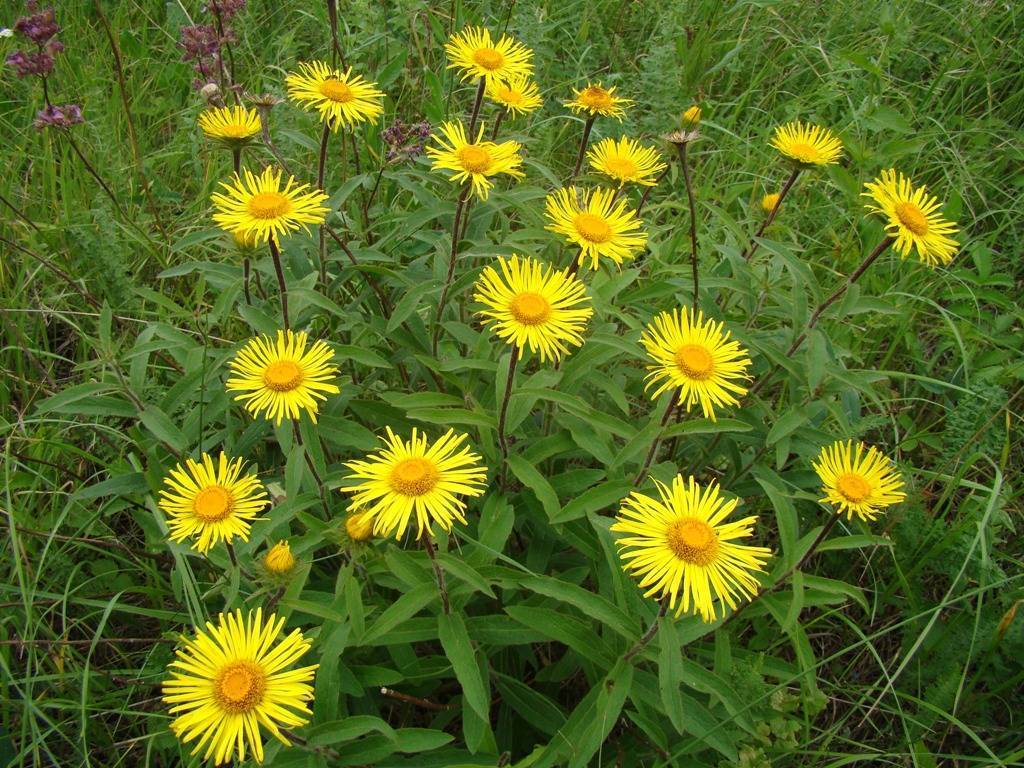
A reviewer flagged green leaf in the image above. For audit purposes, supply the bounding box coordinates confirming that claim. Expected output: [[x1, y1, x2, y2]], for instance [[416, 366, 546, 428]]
[[359, 582, 436, 645], [305, 716, 396, 747], [493, 673, 566, 736], [507, 454, 560, 520], [138, 405, 187, 453], [394, 728, 455, 753], [550, 480, 631, 524], [438, 612, 490, 722], [505, 606, 615, 667], [766, 408, 808, 445], [520, 575, 635, 640], [658, 616, 686, 733]]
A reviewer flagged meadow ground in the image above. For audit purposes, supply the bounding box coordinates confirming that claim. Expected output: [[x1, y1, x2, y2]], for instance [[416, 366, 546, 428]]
[[1, 0, 1023, 766]]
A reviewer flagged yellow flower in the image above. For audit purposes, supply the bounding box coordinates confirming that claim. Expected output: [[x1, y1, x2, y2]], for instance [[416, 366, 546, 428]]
[[611, 475, 771, 622], [163, 608, 317, 765], [226, 330, 340, 425], [342, 428, 488, 540], [158, 452, 269, 555], [485, 75, 543, 116], [587, 136, 666, 187], [232, 229, 259, 252], [474, 254, 593, 363], [681, 105, 701, 129], [544, 186, 647, 270], [564, 82, 633, 120], [761, 192, 781, 213], [640, 307, 752, 421], [862, 169, 959, 267], [769, 121, 843, 166], [211, 166, 328, 246], [813, 440, 906, 522], [445, 26, 533, 84], [263, 540, 296, 575], [285, 61, 384, 130], [345, 510, 375, 543], [198, 105, 261, 146], [426, 120, 524, 201]]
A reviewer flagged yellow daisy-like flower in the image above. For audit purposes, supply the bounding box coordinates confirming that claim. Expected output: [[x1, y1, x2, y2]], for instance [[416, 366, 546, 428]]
[[813, 440, 906, 522], [611, 475, 771, 622], [564, 82, 633, 120], [862, 168, 959, 267], [226, 330, 340, 426], [163, 608, 317, 765], [285, 61, 384, 130], [426, 120, 524, 201], [211, 166, 328, 246], [486, 75, 543, 116], [761, 192, 781, 213], [769, 121, 843, 167], [587, 136, 667, 187], [640, 307, 752, 421], [545, 186, 647, 270], [158, 452, 269, 555], [445, 26, 533, 84], [474, 254, 594, 363], [197, 105, 261, 147], [342, 428, 488, 540], [263, 540, 296, 575]]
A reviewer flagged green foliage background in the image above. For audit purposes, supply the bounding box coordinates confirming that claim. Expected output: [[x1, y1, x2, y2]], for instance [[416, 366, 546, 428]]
[[1, 0, 1022, 766]]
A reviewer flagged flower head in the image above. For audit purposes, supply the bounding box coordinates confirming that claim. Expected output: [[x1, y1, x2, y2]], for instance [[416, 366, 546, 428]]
[[640, 307, 752, 421], [588, 136, 666, 187], [198, 105, 261, 147], [564, 82, 632, 120], [681, 105, 701, 129], [263, 540, 296, 575], [486, 75, 543, 117], [226, 330, 340, 425], [32, 103, 82, 130], [770, 121, 843, 167], [211, 166, 328, 245], [761, 192, 780, 213], [426, 120, 524, 201], [342, 428, 488, 540], [545, 186, 647, 270], [862, 169, 959, 267], [611, 475, 771, 622], [813, 440, 906, 522], [345, 510, 375, 543], [445, 26, 533, 84], [285, 62, 384, 130], [163, 609, 317, 765], [474, 254, 593, 363], [158, 452, 269, 554]]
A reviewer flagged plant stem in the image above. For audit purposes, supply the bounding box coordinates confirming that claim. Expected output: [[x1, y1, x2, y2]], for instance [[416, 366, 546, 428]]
[[292, 422, 331, 519], [467, 78, 487, 137], [497, 346, 520, 485], [676, 141, 700, 305], [432, 183, 472, 357], [633, 389, 680, 486], [242, 257, 252, 305], [268, 237, 289, 330], [569, 116, 596, 184], [741, 166, 800, 262], [489, 107, 507, 140], [423, 536, 450, 614], [326, 0, 346, 67], [624, 601, 668, 661], [637, 166, 669, 217], [317, 121, 332, 289]]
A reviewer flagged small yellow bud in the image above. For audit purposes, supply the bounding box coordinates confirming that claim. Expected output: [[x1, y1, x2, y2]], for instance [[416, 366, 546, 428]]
[[345, 511, 374, 542], [232, 229, 259, 251], [761, 193, 781, 214], [682, 105, 701, 129], [263, 540, 295, 575]]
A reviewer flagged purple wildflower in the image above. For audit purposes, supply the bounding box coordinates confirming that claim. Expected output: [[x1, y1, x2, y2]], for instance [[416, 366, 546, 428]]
[[13, 1, 59, 46], [33, 102, 83, 130]]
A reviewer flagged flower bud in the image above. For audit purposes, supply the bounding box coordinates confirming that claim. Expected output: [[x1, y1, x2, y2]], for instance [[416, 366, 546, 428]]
[[681, 105, 701, 129], [761, 192, 780, 214], [263, 540, 295, 575], [345, 511, 374, 543]]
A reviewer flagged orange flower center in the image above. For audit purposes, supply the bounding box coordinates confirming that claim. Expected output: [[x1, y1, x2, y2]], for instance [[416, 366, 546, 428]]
[[498, 86, 522, 105], [472, 47, 505, 71], [509, 291, 551, 326], [837, 473, 871, 503], [247, 191, 291, 220], [579, 86, 612, 110], [786, 142, 820, 164], [457, 144, 491, 173], [894, 202, 929, 236], [674, 344, 714, 380], [666, 518, 719, 565], [263, 360, 304, 392], [193, 485, 232, 523], [319, 78, 354, 103], [215, 661, 266, 714], [574, 212, 612, 243], [605, 157, 638, 178], [389, 458, 439, 496]]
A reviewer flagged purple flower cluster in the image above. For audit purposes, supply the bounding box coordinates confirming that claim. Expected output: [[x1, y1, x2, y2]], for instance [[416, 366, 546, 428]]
[[5, 1, 63, 78], [382, 119, 431, 162], [179, 0, 246, 91], [33, 102, 83, 129]]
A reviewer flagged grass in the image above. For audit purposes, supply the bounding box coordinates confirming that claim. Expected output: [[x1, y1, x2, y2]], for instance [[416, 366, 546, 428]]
[[2, 0, 1023, 766]]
